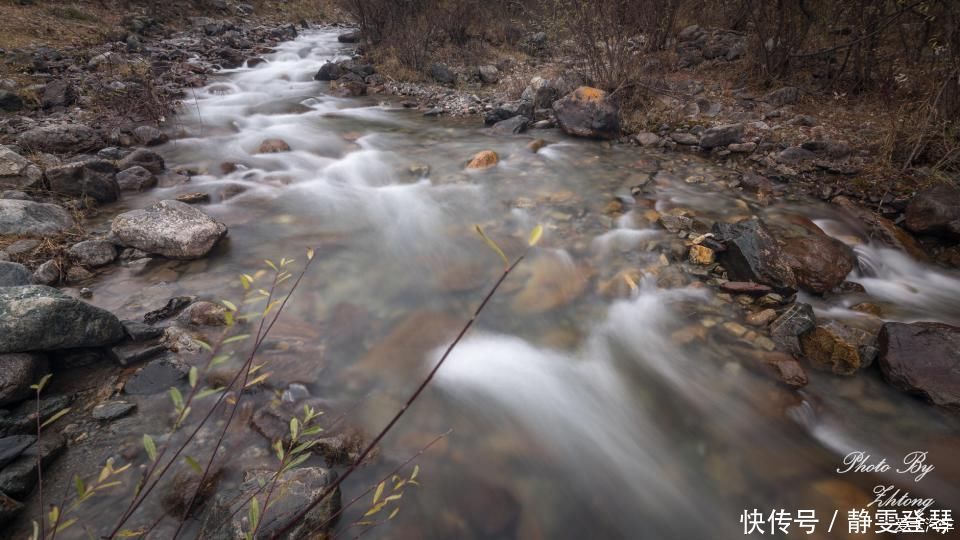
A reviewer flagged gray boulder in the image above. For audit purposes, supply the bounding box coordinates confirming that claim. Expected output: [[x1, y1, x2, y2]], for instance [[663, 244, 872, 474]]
[[430, 63, 457, 85], [111, 200, 228, 259], [41, 80, 77, 110], [116, 165, 157, 191], [17, 124, 104, 155], [45, 159, 120, 202], [0, 262, 32, 287], [0, 200, 75, 236], [478, 65, 499, 84], [553, 87, 620, 139], [490, 116, 529, 135], [118, 148, 165, 174], [0, 285, 125, 353], [699, 123, 744, 148], [0, 146, 44, 190], [132, 125, 168, 147], [67, 240, 117, 267], [0, 353, 47, 407]]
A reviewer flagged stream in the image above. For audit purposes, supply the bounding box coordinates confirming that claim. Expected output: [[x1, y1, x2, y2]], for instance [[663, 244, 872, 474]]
[[55, 29, 960, 539]]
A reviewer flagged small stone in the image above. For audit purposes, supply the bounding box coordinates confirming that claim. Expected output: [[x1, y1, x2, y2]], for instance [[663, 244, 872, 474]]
[[769, 303, 816, 355], [527, 139, 547, 153], [720, 281, 773, 295], [467, 150, 498, 169], [92, 401, 136, 421], [32, 260, 59, 285], [728, 142, 756, 153], [746, 309, 777, 326], [688, 244, 715, 265], [256, 138, 291, 154], [722, 321, 749, 338], [68, 240, 117, 267], [176, 192, 211, 204]]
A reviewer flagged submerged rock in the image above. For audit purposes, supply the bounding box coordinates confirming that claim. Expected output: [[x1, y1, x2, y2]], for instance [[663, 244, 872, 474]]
[[800, 321, 877, 375], [878, 322, 960, 409], [467, 150, 499, 169], [0, 286, 125, 353], [553, 87, 620, 139], [111, 200, 228, 259]]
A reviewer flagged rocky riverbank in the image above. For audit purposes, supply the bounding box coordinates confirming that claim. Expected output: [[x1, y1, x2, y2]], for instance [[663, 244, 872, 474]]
[[0, 5, 359, 532]]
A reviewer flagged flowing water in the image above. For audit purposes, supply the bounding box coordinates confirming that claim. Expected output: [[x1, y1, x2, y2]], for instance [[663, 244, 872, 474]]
[[57, 29, 960, 538]]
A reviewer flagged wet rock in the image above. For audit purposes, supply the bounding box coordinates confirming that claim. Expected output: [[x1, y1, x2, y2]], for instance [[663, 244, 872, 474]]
[[490, 115, 529, 135], [0, 435, 65, 499], [739, 172, 773, 194], [527, 138, 547, 153], [720, 281, 772, 295], [256, 138, 291, 154], [0, 262, 32, 287], [511, 253, 589, 314], [329, 78, 367, 97], [0, 436, 34, 469], [0, 286, 125, 353], [764, 86, 799, 107], [200, 466, 340, 540], [161, 464, 223, 517], [118, 148, 165, 174], [92, 400, 136, 421], [430, 63, 457, 85], [768, 215, 855, 294], [41, 80, 77, 110], [768, 303, 816, 355], [878, 322, 960, 409], [484, 101, 533, 125], [111, 200, 228, 259], [45, 159, 120, 203], [133, 125, 168, 146], [124, 354, 188, 395], [67, 240, 117, 267], [116, 165, 157, 191], [713, 219, 797, 292], [110, 340, 166, 367], [689, 244, 715, 265], [0, 145, 43, 190], [0, 90, 24, 112], [180, 301, 228, 326], [757, 351, 809, 387], [0, 353, 46, 408], [176, 192, 211, 204], [801, 321, 878, 375], [144, 296, 195, 324], [699, 123, 744, 148], [17, 124, 103, 155], [314, 61, 344, 81], [904, 183, 960, 238], [832, 196, 927, 260], [467, 150, 499, 169], [553, 87, 620, 139], [338, 30, 361, 43], [31, 260, 59, 285]]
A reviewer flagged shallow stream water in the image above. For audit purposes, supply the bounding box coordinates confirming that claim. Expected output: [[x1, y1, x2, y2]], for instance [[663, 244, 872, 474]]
[[51, 29, 960, 539]]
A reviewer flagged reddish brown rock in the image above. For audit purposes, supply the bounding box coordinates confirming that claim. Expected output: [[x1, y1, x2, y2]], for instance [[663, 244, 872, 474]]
[[878, 322, 960, 409], [767, 214, 856, 294], [256, 138, 291, 154], [467, 150, 499, 169]]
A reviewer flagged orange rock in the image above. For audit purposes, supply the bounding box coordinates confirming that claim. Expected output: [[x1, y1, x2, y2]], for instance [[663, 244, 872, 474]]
[[467, 150, 499, 169], [527, 138, 547, 153], [255, 138, 291, 154], [574, 86, 606, 103]]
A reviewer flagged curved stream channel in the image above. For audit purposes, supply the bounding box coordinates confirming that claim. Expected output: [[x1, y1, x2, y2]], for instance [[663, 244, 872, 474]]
[[44, 30, 960, 538]]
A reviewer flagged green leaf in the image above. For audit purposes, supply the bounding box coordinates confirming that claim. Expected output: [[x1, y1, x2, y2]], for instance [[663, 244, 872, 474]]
[[264, 259, 278, 272], [248, 497, 261, 531], [280, 452, 311, 472], [289, 417, 299, 441], [48, 506, 59, 527], [223, 334, 251, 345], [188, 367, 198, 389], [211, 353, 232, 367], [194, 339, 213, 352], [169, 387, 184, 410], [306, 247, 315, 261], [273, 439, 285, 462], [184, 455, 203, 475], [31, 373, 53, 393], [372, 481, 385, 505], [143, 434, 157, 462], [40, 407, 71, 429], [221, 300, 238, 312], [74, 475, 86, 499], [388, 507, 400, 520], [411, 464, 419, 481], [196, 386, 224, 399], [528, 224, 544, 247], [55, 518, 77, 534], [240, 274, 253, 290], [475, 225, 509, 267]]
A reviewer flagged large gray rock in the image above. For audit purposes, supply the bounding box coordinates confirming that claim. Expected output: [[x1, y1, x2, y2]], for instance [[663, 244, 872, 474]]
[[111, 200, 228, 259], [45, 159, 120, 202], [118, 148, 165, 174], [905, 183, 960, 238], [0, 353, 47, 407], [67, 240, 117, 267], [713, 219, 797, 293], [553, 87, 620, 140], [17, 124, 104, 155], [0, 200, 75, 236], [699, 123, 744, 148], [879, 322, 960, 409], [0, 262, 32, 287], [41, 80, 77, 110], [0, 146, 44, 190], [116, 165, 157, 191], [0, 286, 125, 353]]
